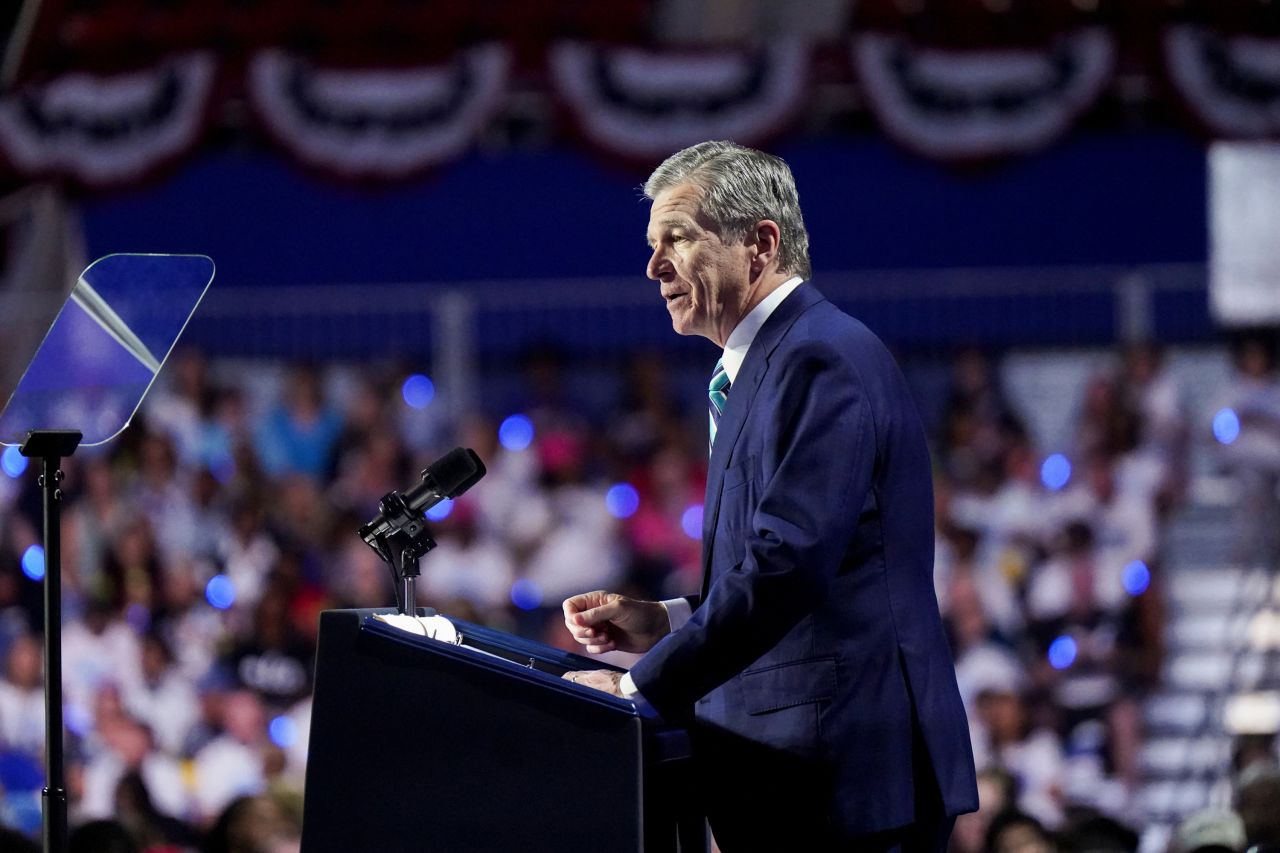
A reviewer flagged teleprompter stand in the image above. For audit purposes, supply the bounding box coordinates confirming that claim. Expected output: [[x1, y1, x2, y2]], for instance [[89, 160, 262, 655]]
[[0, 253, 215, 853], [18, 430, 80, 853]]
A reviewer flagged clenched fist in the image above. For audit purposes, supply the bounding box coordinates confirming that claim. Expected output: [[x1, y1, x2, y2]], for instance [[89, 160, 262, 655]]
[[561, 590, 670, 655]]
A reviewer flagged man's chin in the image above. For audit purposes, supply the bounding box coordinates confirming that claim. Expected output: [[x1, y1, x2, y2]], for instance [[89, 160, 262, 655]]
[[668, 309, 712, 342], [670, 318, 701, 339]]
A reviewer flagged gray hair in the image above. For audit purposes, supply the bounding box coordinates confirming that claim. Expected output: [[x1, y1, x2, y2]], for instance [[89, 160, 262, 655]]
[[643, 140, 811, 280]]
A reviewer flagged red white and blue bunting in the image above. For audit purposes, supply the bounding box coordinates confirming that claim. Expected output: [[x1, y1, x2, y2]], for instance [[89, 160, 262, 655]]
[[851, 29, 1115, 162], [246, 45, 512, 181], [0, 53, 217, 187], [1164, 25, 1280, 139], [548, 41, 810, 162], [4, 24, 1279, 189]]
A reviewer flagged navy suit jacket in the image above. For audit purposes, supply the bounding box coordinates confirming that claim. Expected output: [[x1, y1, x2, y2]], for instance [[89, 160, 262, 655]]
[[628, 283, 978, 838]]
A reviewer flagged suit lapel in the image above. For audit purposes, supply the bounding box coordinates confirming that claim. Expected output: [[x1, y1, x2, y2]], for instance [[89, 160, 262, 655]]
[[700, 282, 826, 597]]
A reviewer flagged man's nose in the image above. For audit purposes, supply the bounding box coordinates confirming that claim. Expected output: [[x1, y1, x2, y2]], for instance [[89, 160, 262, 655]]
[[646, 247, 667, 281]]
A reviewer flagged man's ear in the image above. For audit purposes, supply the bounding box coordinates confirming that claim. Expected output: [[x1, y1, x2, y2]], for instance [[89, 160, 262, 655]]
[[751, 220, 782, 273]]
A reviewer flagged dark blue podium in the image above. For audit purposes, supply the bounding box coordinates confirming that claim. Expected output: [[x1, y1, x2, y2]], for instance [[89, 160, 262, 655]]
[[301, 609, 704, 853]]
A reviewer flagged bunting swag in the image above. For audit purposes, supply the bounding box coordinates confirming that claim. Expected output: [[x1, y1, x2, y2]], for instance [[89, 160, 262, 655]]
[[851, 29, 1115, 162], [1164, 25, 1280, 138], [0, 53, 216, 187], [247, 45, 512, 181], [548, 41, 809, 162]]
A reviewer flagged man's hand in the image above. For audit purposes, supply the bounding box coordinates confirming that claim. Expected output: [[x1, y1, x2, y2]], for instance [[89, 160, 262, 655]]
[[562, 590, 670, 654], [562, 669, 624, 697]]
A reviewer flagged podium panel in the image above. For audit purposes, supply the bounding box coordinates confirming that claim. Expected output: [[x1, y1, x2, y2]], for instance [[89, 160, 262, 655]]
[[301, 609, 702, 853]]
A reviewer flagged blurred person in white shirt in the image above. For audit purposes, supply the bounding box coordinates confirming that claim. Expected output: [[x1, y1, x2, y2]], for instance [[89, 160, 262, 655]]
[[192, 689, 268, 823], [79, 707, 187, 823], [1216, 335, 1280, 567], [62, 599, 143, 737], [521, 430, 622, 604], [1048, 455, 1156, 588], [123, 632, 200, 757], [420, 499, 516, 615], [970, 675, 1065, 829], [0, 633, 44, 758], [1118, 342, 1187, 513]]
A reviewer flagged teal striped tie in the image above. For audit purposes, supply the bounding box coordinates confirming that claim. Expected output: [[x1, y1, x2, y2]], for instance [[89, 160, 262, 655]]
[[708, 357, 730, 452]]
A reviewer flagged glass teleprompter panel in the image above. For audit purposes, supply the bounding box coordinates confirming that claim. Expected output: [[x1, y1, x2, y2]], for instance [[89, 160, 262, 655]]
[[0, 253, 214, 447]]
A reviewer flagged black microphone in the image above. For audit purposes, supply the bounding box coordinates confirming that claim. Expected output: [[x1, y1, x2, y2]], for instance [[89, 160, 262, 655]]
[[359, 447, 486, 544]]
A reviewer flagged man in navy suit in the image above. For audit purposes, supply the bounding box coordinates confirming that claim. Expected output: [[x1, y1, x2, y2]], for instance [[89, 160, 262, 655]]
[[563, 140, 977, 851]]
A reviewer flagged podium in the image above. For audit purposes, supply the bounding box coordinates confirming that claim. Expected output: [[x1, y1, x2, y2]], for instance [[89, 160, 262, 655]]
[[301, 609, 705, 853]]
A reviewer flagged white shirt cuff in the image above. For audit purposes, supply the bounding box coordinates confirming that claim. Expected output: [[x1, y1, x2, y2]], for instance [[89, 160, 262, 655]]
[[618, 671, 656, 715], [662, 597, 693, 631]]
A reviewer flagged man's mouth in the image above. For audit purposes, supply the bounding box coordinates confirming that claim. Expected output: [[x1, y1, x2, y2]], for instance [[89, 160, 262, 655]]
[[663, 291, 688, 304]]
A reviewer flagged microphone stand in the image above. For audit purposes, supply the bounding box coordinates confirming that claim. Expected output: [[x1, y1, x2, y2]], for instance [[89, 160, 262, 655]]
[[19, 429, 81, 853], [360, 490, 438, 615]]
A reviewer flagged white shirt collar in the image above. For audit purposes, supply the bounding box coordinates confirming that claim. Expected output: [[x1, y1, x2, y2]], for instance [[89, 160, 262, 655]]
[[721, 276, 803, 384]]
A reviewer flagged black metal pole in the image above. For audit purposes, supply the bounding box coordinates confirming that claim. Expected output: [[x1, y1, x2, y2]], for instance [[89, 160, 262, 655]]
[[20, 429, 81, 853], [38, 453, 65, 853]]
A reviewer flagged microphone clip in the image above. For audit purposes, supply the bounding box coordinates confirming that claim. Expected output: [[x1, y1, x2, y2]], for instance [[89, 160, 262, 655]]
[[357, 447, 486, 616], [363, 489, 438, 615]]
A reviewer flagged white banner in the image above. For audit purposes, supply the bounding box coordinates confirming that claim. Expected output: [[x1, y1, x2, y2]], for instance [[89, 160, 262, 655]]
[[1210, 141, 1280, 326]]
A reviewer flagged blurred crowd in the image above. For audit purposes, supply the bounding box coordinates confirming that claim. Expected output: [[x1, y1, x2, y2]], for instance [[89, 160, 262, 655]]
[[0, 336, 1278, 852]]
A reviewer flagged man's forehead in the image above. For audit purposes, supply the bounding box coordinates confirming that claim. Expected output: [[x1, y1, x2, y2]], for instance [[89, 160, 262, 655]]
[[646, 183, 708, 237], [650, 180, 701, 210]]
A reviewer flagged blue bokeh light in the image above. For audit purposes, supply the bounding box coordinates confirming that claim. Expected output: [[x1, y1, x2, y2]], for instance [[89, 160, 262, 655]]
[[510, 578, 542, 611], [65, 705, 92, 737], [125, 603, 150, 633], [1, 446, 27, 479], [269, 715, 298, 749], [205, 574, 236, 610], [1040, 454, 1072, 491], [1122, 560, 1151, 596], [499, 414, 535, 452], [1048, 635, 1078, 670], [1213, 408, 1240, 445], [605, 483, 640, 519], [401, 374, 435, 410], [209, 451, 235, 485], [20, 546, 43, 581], [681, 504, 704, 540], [426, 498, 454, 522]]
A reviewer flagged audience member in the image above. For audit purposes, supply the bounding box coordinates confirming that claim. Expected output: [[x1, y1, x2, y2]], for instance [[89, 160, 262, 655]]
[[951, 767, 1016, 853], [1216, 336, 1280, 567], [1171, 808, 1246, 853], [0, 634, 43, 759], [67, 819, 139, 853], [1237, 764, 1280, 850], [200, 793, 299, 853], [192, 691, 269, 823], [986, 808, 1057, 853], [253, 364, 344, 481]]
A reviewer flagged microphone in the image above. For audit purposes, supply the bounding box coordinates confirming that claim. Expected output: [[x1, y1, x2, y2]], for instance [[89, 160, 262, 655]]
[[359, 447, 486, 545]]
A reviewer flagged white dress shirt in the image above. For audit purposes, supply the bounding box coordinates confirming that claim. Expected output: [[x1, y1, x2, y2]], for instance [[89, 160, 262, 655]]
[[619, 276, 805, 709]]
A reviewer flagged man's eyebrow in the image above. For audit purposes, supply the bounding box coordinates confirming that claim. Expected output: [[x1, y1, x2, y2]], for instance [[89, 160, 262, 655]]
[[645, 217, 692, 247]]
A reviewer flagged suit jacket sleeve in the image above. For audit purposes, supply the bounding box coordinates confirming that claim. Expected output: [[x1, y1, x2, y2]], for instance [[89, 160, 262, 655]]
[[628, 340, 876, 716]]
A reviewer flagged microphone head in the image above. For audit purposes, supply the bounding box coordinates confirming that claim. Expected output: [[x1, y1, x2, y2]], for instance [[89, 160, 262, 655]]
[[424, 447, 486, 499]]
